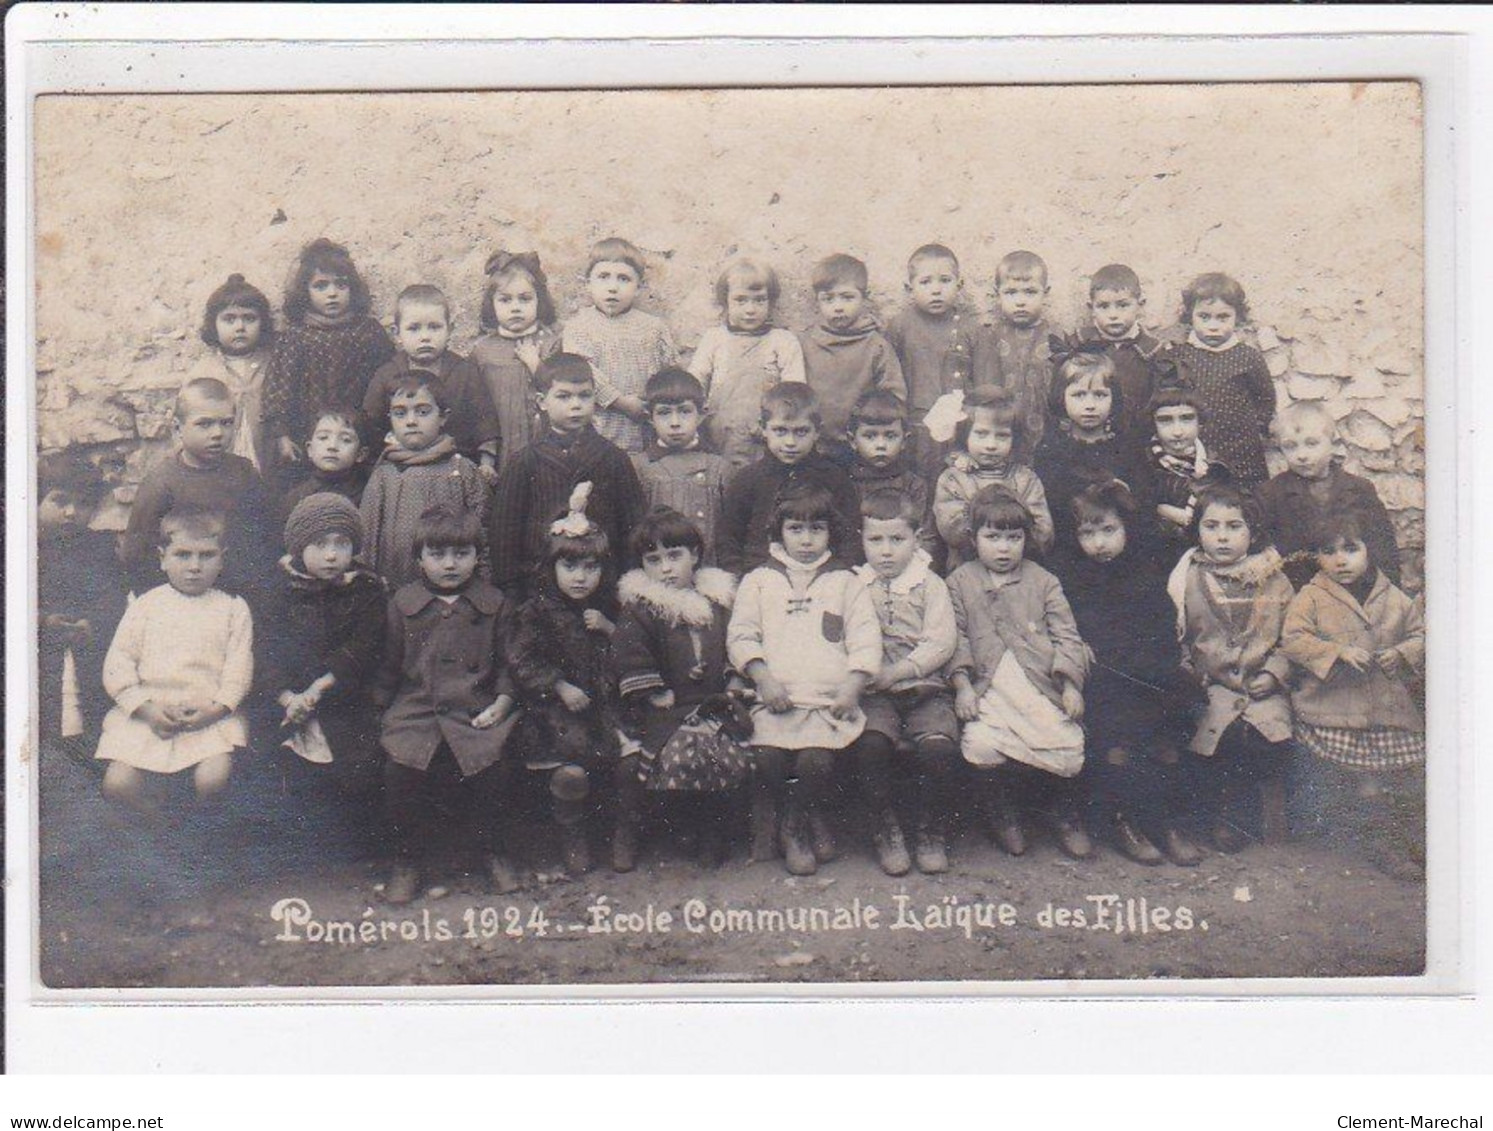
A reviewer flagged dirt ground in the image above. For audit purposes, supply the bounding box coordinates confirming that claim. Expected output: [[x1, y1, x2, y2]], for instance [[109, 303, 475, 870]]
[[35, 743, 1423, 992]]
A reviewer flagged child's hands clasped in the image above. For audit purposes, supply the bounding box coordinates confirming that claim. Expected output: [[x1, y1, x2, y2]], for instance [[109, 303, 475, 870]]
[[556, 680, 592, 714], [1337, 645, 1374, 673], [1374, 649, 1405, 677], [135, 701, 180, 740], [755, 672, 793, 714]]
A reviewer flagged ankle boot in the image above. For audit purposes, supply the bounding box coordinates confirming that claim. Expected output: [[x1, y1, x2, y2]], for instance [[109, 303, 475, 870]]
[[983, 787, 1027, 857], [1112, 811, 1164, 866], [780, 805, 817, 876], [1161, 825, 1203, 866], [808, 810, 838, 863], [1051, 808, 1094, 860], [873, 809, 912, 876], [913, 820, 950, 874]]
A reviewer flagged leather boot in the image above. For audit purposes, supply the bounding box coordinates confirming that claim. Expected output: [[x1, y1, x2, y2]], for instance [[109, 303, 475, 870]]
[[780, 804, 817, 876], [808, 810, 838, 863], [1112, 811, 1164, 866], [873, 809, 912, 876], [983, 787, 1027, 857], [1161, 825, 1203, 866]]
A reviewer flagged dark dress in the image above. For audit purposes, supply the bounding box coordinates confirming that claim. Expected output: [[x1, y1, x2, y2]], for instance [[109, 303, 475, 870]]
[[1257, 463, 1401, 590], [716, 451, 863, 576], [38, 527, 129, 744], [1034, 426, 1150, 555], [1166, 339, 1276, 490]]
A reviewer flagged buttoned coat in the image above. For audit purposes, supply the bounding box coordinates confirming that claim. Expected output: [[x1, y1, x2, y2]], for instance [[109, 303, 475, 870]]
[[372, 581, 514, 776], [1281, 569, 1424, 731]]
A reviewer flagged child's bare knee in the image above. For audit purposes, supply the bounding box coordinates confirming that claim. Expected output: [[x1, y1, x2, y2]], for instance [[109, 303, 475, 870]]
[[194, 753, 233, 798], [102, 762, 142, 803]]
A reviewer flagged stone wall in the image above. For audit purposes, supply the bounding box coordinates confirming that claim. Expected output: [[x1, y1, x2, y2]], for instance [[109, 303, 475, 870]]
[[33, 83, 1424, 584]]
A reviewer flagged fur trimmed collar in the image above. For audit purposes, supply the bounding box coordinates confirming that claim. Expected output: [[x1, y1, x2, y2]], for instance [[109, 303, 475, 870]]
[[618, 566, 736, 627]]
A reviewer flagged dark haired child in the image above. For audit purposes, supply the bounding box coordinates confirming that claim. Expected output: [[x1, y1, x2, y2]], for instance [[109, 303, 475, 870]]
[[262, 238, 395, 488], [853, 490, 960, 874], [362, 284, 502, 479], [1281, 514, 1425, 877], [371, 505, 518, 904], [1259, 402, 1401, 590], [359, 374, 488, 589], [121, 377, 277, 601], [631, 368, 733, 564], [472, 251, 563, 473], [97, 508, 252, 813], [1165, 272, 1276, 490], [716, 383, 862, 576], [1033, 350, 1148, 554], [489, 352, 646, 597], [259, 493, 387, 857], [1069, 263, 1166, 443], [1168, 482, 1295, 852], [973, 250, 1059, 452], [277, 407, 372, 525], [38, 451, 129, 755], [883, 244, 984, 473], [934, 385, 1053, 569], [728, 485, 882, 876], [507, 487, 630, 876], [613, 508, 748, 869], [689, 257, 807, 469], [562, 236, 680, 455], [1136, 379, 1229, 554], [189, 273, 276, 471], [1056, 481, 1202, 866], [846, 389, 938, 562], [798, 253, 907, 456], [948, 487, 1091, 859]]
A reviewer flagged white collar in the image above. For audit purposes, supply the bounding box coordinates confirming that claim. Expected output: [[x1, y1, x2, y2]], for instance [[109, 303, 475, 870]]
[[1187, 330, 1241, 353], [770, 543, 831, 573], [855, 548, 932, 594]]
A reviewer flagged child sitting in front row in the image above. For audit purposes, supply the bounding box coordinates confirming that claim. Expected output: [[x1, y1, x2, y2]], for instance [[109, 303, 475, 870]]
[[1281, 514, 1425, 877], [507, 486, 629, 876], [359, 374, 489, 589], [1168, 482, 1295, 853], [689, 256, 806, 469], [728, 484, 882, 876], [1258, 401, 1401, 590], [97, 507, 253, 813], [562, 236, 680, 455], [371, 505, 518, 904], [934, 385, 1054, 569], [489, 352, 647, 598], [614, 508, 749, 870], [716, 383, 862, 576], [362, 284, 502, 477], [948, 487, 1091, 860], [853, 490, 960, 875], [798, 252, 907, 458], [631, 368, 733, 565]]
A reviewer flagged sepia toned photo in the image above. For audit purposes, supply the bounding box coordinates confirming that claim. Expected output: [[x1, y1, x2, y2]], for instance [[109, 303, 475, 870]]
[[27, 80, 1429, 993]]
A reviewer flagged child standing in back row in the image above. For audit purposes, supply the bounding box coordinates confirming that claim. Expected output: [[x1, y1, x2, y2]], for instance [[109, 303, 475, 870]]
[[798, 253, 906, 459], [262, 238, 395, 489], [1070, 263, 1165, 444], [975, 250, 1060, 453], [562, 237, 679, 455], [188, 273, 276, 471], [689, 257, 806, 470], [1165, 273, 1277, 490]]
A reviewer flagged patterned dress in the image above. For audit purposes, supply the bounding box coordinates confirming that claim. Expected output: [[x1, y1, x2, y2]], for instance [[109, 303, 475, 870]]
[[1167, 334, 1276, 490], [471, 324, 563, 471], [562, 306, 678, 454]]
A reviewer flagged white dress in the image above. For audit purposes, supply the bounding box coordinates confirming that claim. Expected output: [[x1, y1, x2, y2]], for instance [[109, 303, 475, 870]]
[[95, 585, 254, 773]]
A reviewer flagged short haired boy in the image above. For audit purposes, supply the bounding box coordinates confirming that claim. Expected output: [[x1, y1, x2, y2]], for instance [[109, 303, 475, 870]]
[[358, 374, 490, 589], [488, 352, 647, 594], [631, 368, 733, 564], [1070, 263, 1166, 443], [884, 244, 985, 416], [853, 489, 961, 874], [716, 383, 863, 576], [1258, 401, 1402, 590], [973, 250, 1060, 452], [845, 389, 940, 562], [277, 406, 371, 525], [121, 377, 278, 601], [797, 253, 907, 453], [362, 284, 502, 477]]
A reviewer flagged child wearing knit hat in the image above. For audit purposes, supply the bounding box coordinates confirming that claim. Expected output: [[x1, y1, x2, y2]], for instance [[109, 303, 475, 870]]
[[257, 492, 388, 858]]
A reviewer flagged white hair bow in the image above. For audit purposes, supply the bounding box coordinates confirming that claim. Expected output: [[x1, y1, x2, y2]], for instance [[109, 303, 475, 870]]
[[550, 481, 596, 537]]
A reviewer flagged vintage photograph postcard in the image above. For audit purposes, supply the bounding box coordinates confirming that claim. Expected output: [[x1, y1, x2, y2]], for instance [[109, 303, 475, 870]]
[[23, 77, 1433, 995]]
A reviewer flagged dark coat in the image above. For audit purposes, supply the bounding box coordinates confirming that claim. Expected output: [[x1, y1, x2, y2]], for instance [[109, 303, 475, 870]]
[[612, 567, 736, 754], [362, 351, 502, 463], [1257, 463, 1401, 589], [38, 527, 129, 739], [1033, 426, 1150, 556], [371, 580, 514, 776], [1072, 325, 1166, 444], [488, 426, 646, 594], [716, 451, 863, 576]]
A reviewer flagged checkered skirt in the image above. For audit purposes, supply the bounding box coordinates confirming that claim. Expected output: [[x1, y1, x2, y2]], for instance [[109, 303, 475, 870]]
[[1295, 722, 1425, 771]]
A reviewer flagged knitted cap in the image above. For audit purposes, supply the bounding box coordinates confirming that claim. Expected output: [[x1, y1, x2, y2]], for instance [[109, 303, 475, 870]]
[[284, 492, 363, 560]]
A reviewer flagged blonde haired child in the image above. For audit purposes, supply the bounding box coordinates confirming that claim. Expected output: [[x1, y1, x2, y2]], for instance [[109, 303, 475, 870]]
[[689, 256, 807, 468]]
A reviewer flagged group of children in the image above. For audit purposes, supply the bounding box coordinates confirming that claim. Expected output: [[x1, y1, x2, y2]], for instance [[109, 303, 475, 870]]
[[37, 234, 1427, 906]]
